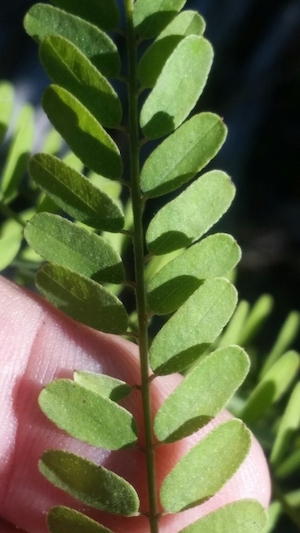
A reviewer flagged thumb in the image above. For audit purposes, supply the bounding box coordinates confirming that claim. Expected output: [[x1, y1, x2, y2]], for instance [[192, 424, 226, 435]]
[[0, 276, 270, 533]]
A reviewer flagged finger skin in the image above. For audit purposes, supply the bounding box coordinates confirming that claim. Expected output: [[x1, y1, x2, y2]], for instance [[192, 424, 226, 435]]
[[0, 276, 271, 533]]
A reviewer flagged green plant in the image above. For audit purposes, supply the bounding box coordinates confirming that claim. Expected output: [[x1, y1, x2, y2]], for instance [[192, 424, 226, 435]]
[[0, 1, 275, 532]]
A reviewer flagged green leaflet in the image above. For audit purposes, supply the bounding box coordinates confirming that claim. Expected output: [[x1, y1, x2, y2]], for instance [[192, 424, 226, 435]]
[[146, 171, 235, 255], [154, 346, 249, 442], [0, 219, 23, 271], [40, 451, 139, 515], [138, 11, 205, 88], [271, 381, 300, 467], [0, 81, 14, 144], [147, 234, 241, 315], [42, 85, 122, 180], [36, 264, 128, 334], [160, 419, 251, 512], [140, 113, 227, 198], [28, 154, 124, 232], [133, 0, 187, 39], [178, 500, 267, 533], [39, 379, 137, 449], [74, 371, 132, 402], [48, 506, 114, 533], [40, 35, 122, 129], [49, 0, 120, 31], [24, 213, 125, 284], [241, 350, 300, 424], [1, 105, 34, 201], [150, 278, 237, 375], [24, 4, 120, 77], [140, 36, 213, 139]]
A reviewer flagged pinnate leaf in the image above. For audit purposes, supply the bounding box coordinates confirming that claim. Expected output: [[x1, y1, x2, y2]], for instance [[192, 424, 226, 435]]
[[29, 154, 124, 231], [43, 85, 122, 180], [147, 233, 241, 314], [40, 35, 122, 129], [133, 0, 187, 39], [160, 419, 251, 512], [140, 36, 213, 139], [140, 113, 227, 198], [48, 506, 114, 533], [178, 500, 267, 533], [40, 450, 139, 515], [24, 4, 120, 77], [154, 346, 249, 442], [138, 11, 205, 88], [146, 170, 235, 255], [25, 213, 125, 284], [39, 379, 137, 449], [49, 0, 120, 31], [36, 264, 128, 334], [0, 81, 14, 144], [150, 277, 237, 375], [74, 371, 132, 402]]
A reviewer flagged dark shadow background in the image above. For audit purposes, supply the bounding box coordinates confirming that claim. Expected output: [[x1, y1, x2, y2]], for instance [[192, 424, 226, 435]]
[[1, 2, 300, 529]]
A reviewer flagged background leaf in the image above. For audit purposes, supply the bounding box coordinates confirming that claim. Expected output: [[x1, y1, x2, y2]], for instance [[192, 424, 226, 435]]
[[146, 170, 235, 255], [0, 81, 14, 144], [133, 0, 187, 39], [270, 381, 300, 467], [150, 277, 237, 374], [40, 450, 139, 515], [49, 0, 120, 31], [0, 218, 23, 271], [140, 36, 213, 139], [39, 379, 137, 449], [160, 419, 251, 512], [48, 506, 114, 533], [36, 264, 128, 334], [140, 113, 227, 198]]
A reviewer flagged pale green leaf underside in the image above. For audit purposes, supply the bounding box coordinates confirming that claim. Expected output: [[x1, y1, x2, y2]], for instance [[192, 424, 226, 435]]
[[160, 419, 251, 512], [25, 213, 125, 284], [39, 379, 137, 449], [178, 500, 267, 533], [40, 450, 139, 515], [150, 277, 237, 375], [24, 4, 120, 77], [140, 35, 213, 139], [138, 11, 205, 88], [29, 154, 124, 232], [146, 170, 235, 255], [40, 35, 122, 129], [48, 506, 114, 533], [36, 264, 128, 334], [74, 371, 132, 402], [133, 0, 187, 39], [271, 381, 300, 466], [0, 81, 14, 144], [49, 0, 120, 31], [147, 233, 241, 315], [140, 112, 227, 198], [241, 350, 300, 424], [43, 85, 122, 180], [154, 345, 249, 442]]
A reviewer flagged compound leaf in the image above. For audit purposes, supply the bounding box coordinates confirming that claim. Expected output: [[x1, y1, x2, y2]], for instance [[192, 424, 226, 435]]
[[39, 379, 137, 449], [150, 277, 237, 375], [24, 213, 125, 284], [146, 171, 235, 255], [24, 4, 120, 77], [160, 419, 251, 512], [36, 264, 128, 334], [147, 233, 241, 315], [133, 0, 187, 39], [138, 11, 205, 88], [48, 506, 114, 533], [154, 346, 249, 442], [140, 36, 213, 139], [29, 154, 124, 232], [0, 81, 14, 144], [43, 85, 122, 180], [40, 35, 122, 129], [74, 371, 132, 402], [140, 113, 227, 198], [178, 500, 267, 533], [40, 450, 139, 515], [49, 0, 120, 31]]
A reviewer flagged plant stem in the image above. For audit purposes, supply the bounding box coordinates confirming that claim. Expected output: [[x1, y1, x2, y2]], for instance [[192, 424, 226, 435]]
[[124, 1, 159, 531]]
